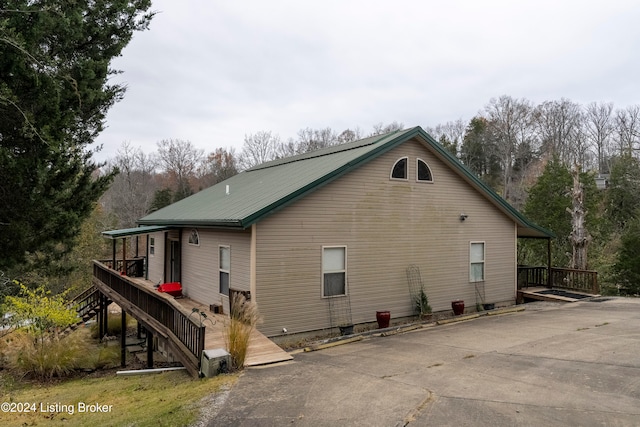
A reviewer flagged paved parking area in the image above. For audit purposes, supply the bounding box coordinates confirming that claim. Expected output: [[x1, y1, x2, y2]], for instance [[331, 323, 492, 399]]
[[211, 298, 640, 426]]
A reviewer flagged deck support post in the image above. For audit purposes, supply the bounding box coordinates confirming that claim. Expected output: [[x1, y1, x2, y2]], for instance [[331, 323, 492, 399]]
[[112, 240, 116, 271], [146, 330, 153, 369], [97, 295, 103, 340], [102, 294, 108, 338], [137, 321, 142, 339], [122, 237, 127, 275], [120, 311, 127, 368]]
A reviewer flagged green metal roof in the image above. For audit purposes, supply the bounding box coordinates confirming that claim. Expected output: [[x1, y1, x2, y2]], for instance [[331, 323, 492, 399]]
[[102, 225, 172, 239], [137, 126, 553, 238]]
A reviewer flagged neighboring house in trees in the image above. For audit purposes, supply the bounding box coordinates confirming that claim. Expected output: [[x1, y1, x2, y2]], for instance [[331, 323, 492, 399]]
[[114, 126, 552, 337]]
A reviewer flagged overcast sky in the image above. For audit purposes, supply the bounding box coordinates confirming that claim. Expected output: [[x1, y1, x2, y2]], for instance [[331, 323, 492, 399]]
[[94, 0, 640, 162]]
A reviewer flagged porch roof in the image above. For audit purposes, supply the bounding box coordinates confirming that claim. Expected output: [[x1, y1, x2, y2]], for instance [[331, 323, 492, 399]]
[[101, 225, 172, 239]]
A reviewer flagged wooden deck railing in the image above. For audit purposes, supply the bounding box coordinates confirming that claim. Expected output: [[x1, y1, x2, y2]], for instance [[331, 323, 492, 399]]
[[92, 261, 205, 376], [517, 266, 599, 294], [517, 266, 548, 289], [99, 258, 145, 278], [550, 267, 599, 294]]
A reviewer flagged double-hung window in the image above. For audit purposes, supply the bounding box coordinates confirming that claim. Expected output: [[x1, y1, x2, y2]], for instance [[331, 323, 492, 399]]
[[470, 242, 485, 282], [219, 246, 230, 295], [149, 237, 155, 256], [322, 246, 347, 297]]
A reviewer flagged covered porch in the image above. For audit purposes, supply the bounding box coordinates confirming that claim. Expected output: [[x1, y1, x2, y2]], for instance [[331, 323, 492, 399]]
[[88, 224, 291, 377], [91, 260, 292, 376]]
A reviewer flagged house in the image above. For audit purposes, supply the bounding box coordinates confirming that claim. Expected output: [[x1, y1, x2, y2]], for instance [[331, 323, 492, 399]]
[[122, 126, 552, 338]]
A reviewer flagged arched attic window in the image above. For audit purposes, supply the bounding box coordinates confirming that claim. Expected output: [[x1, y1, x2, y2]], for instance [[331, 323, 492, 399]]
[[390, 157, 408, 180], [188, 229, 200, 246], [416, 158, 433, 182]]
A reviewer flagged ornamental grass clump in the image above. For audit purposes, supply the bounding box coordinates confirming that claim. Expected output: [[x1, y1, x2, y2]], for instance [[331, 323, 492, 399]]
[[224, 293, 260, 371]]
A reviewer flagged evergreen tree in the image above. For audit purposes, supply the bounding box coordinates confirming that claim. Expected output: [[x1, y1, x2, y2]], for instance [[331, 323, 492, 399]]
[[612, 216, 640, 295], [606, 154, 640, 233], [0, 1, 153, 270], [521, 158, 600, 267], [460, 117, 501, 191], [149, 188, 174, 213]]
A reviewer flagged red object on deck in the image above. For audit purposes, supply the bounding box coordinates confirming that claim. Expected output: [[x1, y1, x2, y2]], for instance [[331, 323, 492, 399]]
[[157, 282, 182, 297]]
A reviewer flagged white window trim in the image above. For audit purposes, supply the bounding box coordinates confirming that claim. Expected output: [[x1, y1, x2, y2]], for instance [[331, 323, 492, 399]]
[[390, 157, 409, 181], [470, 241, 485, 283], [188, 229, 200, 246], [149, 237, 155, 256], [321, 245, 347, 298], [416, 158, 434, 183], [219, 245, 231, 295]]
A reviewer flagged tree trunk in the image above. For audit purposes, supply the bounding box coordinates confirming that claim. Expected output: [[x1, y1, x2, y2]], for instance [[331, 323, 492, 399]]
[[567, 165, 591, 270]]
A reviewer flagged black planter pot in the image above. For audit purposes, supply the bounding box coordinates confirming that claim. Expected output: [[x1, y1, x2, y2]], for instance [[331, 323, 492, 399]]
[[482, 303, 495, 310], [339, 325, 354, 336]]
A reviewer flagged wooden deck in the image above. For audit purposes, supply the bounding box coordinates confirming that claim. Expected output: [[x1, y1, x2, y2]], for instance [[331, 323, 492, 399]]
[[127, 277, 292, 367], [518, 286, 600, 303]]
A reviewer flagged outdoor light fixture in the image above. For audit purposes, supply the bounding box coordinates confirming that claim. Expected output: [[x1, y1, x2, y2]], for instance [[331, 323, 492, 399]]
[[459, 213, 468, 221]]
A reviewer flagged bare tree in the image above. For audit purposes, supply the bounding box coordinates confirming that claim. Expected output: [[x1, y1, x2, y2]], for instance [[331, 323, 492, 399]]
[[101, 141, 158, 228], [296, 127, 339, 152], [198, 147, 239, 189], [239, 131, 280, 169], [337, 127, 363, 143], [483, 96, 536, 202], [534, 98, 584, 165], [156, 139, 204, 201], [614, 105, 640, 156], [584, 102, 614, 174], [370, 121, 404, 136], [426, 119, 466, 156]]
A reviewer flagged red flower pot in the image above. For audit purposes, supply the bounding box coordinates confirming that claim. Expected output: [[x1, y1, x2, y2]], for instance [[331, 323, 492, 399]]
[[451, 300, 465, 315], [376, 311, 391, 329]]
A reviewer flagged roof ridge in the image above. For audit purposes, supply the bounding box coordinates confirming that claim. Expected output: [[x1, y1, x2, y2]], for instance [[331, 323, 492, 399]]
[[248, 129, 407, 172]]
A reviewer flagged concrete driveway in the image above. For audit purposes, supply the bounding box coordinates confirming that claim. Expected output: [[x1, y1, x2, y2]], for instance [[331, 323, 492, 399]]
[[211, 298, 640, 426]]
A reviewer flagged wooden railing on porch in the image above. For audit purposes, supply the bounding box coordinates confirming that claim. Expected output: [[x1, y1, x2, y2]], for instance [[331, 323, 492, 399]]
[[99, 257, 145, 278], [517, 266, 599, 294], [550, 267, 599, 294], [92, 261, 205, 376]]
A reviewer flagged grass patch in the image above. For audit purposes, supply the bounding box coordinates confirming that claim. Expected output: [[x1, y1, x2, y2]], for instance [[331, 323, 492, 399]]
[[0, 370, 237, 426]]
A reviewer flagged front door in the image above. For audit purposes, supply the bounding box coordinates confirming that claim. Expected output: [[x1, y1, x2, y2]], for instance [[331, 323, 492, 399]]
[[169, 239, 181, 283]]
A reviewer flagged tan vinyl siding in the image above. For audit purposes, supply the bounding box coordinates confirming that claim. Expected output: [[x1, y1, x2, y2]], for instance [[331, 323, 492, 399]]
[[181, 228, 251, 308], [147, 231, 165, 285], [255, 138, 516, 336]]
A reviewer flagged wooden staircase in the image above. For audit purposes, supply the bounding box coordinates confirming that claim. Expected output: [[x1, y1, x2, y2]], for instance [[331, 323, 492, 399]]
[[60, 286, 109, 336]]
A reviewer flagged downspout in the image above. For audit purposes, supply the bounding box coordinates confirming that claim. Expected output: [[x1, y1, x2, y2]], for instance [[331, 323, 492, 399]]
[[145, 234, 149, 280], [250, 223, 257, 303]]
